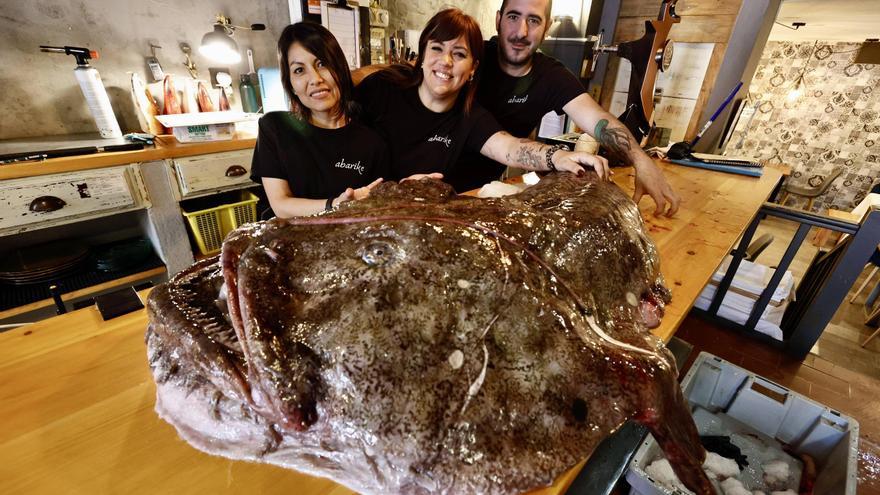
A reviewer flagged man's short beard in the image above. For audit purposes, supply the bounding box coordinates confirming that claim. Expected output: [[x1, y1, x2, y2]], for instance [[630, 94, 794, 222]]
[[505, 54, 531, 67], [500, 42, 533, 67]]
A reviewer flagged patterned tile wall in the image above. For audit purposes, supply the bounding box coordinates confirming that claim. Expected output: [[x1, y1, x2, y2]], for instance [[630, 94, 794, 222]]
[[726, 41, 880, 212]]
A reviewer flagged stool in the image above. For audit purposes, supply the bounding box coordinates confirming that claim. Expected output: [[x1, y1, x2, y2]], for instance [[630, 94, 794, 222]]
[[856, 248, 880, 347], [811, 209, 861, 248], [862, 278, 880, 347]]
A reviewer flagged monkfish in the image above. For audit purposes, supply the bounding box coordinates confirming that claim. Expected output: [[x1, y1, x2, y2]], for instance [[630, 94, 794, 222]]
[[145, 173, 712, 494]]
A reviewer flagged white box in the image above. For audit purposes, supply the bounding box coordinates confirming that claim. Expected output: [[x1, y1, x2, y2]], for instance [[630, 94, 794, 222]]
[[626, 352, 859, 495], [155, 111, 260, 143]]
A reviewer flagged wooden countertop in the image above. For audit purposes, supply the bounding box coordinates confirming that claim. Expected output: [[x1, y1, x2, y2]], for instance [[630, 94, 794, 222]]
[[0, 162, 783, 494], [0, 134, 256, 181]]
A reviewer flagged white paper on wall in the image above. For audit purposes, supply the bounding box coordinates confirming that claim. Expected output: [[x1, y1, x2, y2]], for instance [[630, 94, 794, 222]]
[[610, 91, 628, 116], [653, 97, 698, 143], [657, 43, 714, 99], [322, 2, 361, 68]]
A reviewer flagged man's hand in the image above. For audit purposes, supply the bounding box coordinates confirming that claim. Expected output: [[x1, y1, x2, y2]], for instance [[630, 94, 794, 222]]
[[553, 150, 611, 181], [562, 95, 681, 216], [632, 154, 680, 217]]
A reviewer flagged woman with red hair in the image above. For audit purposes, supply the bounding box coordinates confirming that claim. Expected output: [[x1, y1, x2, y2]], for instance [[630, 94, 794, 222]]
[[355, 8, 610, 191]]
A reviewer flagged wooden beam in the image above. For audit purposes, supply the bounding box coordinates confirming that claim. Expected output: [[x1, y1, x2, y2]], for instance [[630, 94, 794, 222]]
[[619, 0, 742, 18], [614, 14, 736, 43]]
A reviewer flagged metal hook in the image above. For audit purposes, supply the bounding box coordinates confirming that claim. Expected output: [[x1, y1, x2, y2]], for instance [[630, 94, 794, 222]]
[[180, 43, 198, 79]]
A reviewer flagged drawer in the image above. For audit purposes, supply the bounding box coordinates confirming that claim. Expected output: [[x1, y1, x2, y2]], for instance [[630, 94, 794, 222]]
[[0, 165, 144, 234], [172, 150, 254, 198]]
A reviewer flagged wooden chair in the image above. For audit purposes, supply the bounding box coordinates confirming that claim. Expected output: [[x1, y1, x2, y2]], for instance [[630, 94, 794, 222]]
[[839, 193, 880, 346], [778, 166, 844, 210]]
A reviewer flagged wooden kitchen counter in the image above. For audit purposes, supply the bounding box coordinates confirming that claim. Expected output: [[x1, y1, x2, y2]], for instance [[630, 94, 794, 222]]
[[0, 134, 256, 181], [0, 162, 784, 494]]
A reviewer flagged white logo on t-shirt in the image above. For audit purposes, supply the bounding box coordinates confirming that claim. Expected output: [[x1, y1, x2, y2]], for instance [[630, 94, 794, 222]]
[[334, 158, 364, 175], [428, 135, 452, 148], [508, 94, 528, 104]]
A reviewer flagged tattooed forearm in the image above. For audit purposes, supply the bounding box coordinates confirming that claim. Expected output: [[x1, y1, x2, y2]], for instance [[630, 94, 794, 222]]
[[595, 119, 633, 166], [505, 137, 551, 171]]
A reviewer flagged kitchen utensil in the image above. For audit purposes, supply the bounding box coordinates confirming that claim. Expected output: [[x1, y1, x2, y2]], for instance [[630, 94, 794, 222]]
[[40, 45, 123, 138]]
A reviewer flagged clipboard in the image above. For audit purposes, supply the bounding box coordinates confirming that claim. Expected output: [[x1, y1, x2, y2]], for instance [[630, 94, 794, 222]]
[[321, 0, 361, 68]]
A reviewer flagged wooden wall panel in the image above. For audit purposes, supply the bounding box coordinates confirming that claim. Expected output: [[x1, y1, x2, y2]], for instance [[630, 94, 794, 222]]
[[685, 43, 726, 138], [599, 57, 622, 110], [619, 0, 742, 17], [613, 15, 736, 44]]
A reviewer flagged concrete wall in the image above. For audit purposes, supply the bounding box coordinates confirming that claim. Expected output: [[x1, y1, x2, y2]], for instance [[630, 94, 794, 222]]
[[0, 0, 507, 140], [0, 0, 290, 140], [387, 0, 498, 41]]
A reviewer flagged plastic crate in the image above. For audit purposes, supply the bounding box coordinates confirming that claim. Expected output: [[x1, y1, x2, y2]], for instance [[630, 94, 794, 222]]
[[181, 190, 258, 255], [626, 352, 859, 495]]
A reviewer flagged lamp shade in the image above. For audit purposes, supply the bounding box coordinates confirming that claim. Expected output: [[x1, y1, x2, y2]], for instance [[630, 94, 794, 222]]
[[547, 16, 580, 39], [855, 40, 880, 65], [199, 24, 241, 64]]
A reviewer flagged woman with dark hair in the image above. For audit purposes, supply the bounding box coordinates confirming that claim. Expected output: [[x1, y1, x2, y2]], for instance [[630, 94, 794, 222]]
[[355, 8, 610, 190], [250, 22, 388, 217]]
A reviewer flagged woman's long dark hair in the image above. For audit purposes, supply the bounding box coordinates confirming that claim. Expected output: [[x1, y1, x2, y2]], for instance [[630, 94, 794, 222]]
[[277, 22, 356, 121], [378, 8, 484, 114]]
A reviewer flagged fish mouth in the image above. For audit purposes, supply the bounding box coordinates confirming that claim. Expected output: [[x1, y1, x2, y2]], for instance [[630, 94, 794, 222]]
[[638, 284, 671, 329]]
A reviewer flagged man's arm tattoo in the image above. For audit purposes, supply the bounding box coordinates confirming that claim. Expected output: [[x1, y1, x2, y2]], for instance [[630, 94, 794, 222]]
[[505, 137, 549, 171], [595, 119, 633, 166]]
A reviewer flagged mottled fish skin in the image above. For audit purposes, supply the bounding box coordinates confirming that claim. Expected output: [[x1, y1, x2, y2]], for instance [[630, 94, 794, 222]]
[[146, 173, 713, 495]]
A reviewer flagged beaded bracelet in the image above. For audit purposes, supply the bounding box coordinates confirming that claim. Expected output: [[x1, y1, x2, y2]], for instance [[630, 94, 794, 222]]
[[545, 144, 567, 172]]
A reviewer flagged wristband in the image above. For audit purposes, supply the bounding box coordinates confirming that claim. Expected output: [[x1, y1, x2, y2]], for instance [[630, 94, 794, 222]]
[[325, 197, 335, 212], [545, 144, 567, 172]]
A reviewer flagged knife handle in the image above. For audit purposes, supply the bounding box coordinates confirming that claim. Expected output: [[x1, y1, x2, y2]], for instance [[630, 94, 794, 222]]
[[102, 143, 145, 152]]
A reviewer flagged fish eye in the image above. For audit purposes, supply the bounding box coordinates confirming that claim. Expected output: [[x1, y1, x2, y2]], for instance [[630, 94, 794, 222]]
[[361, 241, 395, 266]]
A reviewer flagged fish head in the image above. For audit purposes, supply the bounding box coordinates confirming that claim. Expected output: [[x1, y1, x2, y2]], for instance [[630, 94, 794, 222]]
[[224, 213, 517, 431]]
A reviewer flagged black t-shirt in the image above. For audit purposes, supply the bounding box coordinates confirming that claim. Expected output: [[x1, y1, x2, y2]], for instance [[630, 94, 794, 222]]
[[451, 39, 586, 192], [354, 71, 502, 185], [250, 111, 389, 199]]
